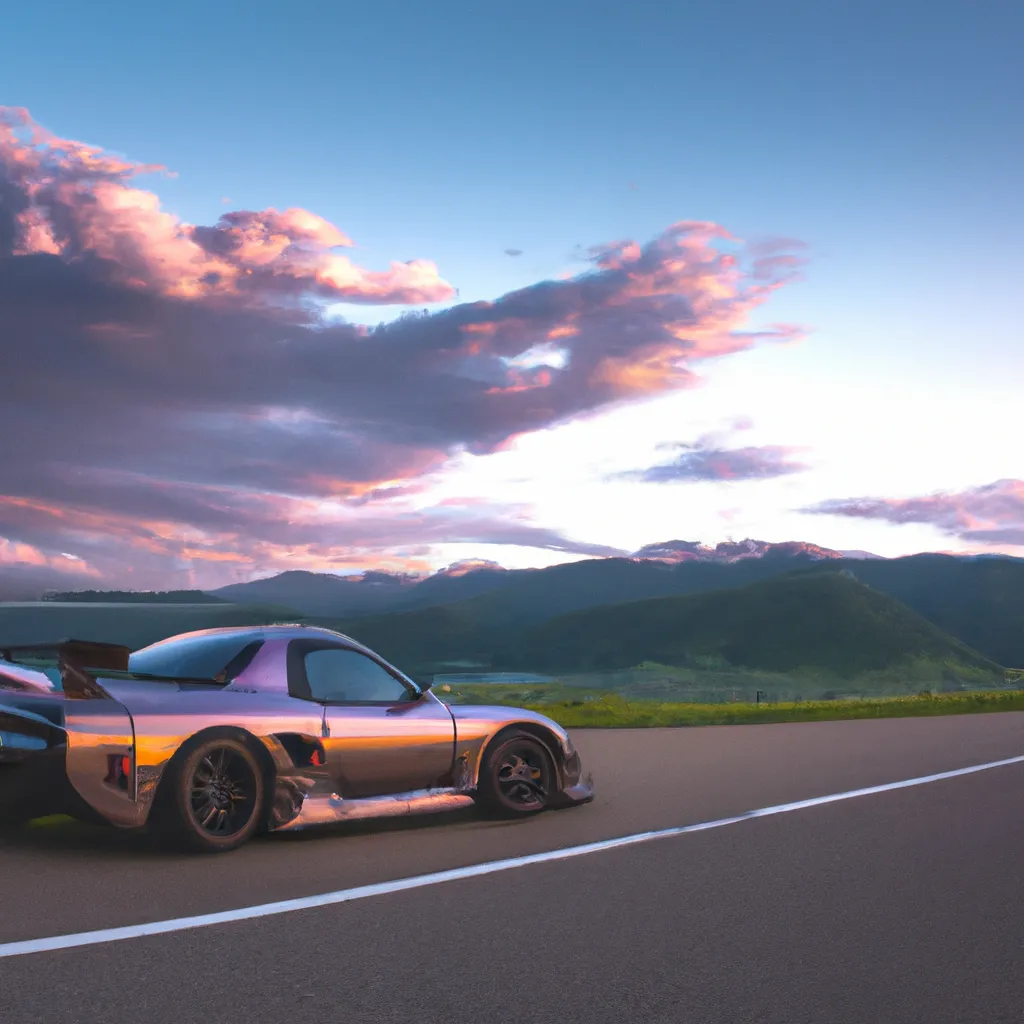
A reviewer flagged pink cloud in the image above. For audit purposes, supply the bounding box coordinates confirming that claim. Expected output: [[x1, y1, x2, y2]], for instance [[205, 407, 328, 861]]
[[803, 480, 1024, 547], [0, 106, 454, 308], [0, 491, 625, 591], [0, 536, 100, 576], [0, 107, 807, 587]]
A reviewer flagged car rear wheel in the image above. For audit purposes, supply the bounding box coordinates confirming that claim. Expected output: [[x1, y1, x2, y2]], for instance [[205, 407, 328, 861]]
[[150, 736, 264, 853], [475, 732, 555, 818]]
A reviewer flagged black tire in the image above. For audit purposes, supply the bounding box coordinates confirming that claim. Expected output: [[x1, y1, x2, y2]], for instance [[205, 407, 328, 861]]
[[150, 735, 265, 853], [475, 731, 556, 818]]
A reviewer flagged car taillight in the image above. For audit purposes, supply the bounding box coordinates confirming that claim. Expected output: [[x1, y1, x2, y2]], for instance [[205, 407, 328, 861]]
[[105, 753, 132, 789]]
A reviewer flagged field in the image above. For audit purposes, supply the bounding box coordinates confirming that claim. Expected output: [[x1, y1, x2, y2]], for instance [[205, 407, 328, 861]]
[[441, 687, 1024, 728], [436, 655, 1011, 707]]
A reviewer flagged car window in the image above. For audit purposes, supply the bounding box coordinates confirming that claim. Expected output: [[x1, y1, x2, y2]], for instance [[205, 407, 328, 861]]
[[129, 636, 264, 681], [302, 647, 413, 703]]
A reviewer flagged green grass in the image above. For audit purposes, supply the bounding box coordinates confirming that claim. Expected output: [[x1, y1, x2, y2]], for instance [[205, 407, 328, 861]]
[[502, 688, 1024, 728], [26, 814, 77, 828], [436, 655, 1009, 708]]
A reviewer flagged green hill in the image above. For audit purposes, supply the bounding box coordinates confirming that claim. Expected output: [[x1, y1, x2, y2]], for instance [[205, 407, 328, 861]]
[[334, 571, 1002, 685], [323, 554, 1024, 669], [502, 573, 1001, 680], [326, 601, 496, 674], [804, 555, 1024, 669], [319, 555, 824, 668]]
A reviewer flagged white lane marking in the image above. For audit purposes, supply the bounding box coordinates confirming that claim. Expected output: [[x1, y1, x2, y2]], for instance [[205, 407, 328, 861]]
[[3, 752, 1024, 959]]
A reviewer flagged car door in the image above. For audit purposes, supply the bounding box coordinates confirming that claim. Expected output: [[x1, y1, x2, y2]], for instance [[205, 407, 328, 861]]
[[287, 638, 455, 799]]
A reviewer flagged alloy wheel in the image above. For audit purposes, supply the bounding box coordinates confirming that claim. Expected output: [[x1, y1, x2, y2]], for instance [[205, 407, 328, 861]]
[[187, 745, 258, 837]]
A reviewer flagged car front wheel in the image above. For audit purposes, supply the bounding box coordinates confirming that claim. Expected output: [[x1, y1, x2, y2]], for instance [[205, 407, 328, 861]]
[[475, 732, 555, 818]]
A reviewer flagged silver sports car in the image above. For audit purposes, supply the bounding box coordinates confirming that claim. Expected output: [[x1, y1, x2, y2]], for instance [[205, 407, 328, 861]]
[[0, 624, 594, 852]]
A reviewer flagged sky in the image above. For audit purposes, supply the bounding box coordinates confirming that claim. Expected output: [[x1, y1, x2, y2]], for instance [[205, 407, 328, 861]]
[[1, 0, 1022, 592]]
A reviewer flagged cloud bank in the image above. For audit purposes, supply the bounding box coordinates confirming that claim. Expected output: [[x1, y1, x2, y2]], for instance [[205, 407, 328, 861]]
[[0, 107, 806, 588], [803, 479, 1024, 548]]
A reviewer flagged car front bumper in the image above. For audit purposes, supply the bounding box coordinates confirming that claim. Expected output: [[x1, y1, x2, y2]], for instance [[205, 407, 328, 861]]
[[549, 746, 595, 808], [550, 774, 595, 807]]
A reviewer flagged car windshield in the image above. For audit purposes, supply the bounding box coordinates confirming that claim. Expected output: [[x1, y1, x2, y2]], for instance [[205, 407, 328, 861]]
[[128, 635, 264, 681]]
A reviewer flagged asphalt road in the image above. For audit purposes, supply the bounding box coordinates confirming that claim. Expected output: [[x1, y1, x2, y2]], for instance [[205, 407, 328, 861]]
[[2, 714, 1024, 1022]]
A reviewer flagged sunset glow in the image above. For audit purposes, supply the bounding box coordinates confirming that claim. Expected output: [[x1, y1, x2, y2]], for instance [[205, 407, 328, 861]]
[[2, 6, 1021, 593]]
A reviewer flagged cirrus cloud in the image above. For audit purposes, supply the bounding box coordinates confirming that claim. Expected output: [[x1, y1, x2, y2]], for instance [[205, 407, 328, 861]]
[[618, 443, 811, 483], [613, 421, 811, 483], [0, 107, 807, 588], [802, 479, 1024, 548]]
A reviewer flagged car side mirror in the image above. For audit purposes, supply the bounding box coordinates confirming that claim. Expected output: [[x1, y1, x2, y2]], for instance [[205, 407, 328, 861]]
[[417, 678, 433, 693]]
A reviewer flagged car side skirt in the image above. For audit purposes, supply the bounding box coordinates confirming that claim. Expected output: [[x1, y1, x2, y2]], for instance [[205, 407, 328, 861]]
[[271, 787, 476, 832]]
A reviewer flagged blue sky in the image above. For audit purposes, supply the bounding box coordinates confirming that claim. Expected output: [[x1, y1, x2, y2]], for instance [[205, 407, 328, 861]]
[[6, 1, 1020, 379], [1, 0, 1022, 587]]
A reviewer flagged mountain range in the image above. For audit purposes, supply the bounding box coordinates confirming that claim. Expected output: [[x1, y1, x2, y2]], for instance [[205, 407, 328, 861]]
[[203, 540, 1024, 668], [207, 536, 1024, 671], [14, 537, 1024, 677], [207, 539, 867, 617]]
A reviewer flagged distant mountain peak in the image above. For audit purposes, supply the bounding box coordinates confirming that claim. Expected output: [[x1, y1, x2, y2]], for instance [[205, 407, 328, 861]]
[[231, 568, 426, 587], [341, 569, 427, 586], [631, 540, 712, 563], [265, 569, 342, 581], [631, 538, 848, 564], [434, 558, 508, 578]]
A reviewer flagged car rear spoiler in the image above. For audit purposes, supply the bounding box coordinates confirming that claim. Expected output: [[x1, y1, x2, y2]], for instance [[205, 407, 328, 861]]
[[0, 639, 132, 699], [0, 638, 229, 697], [0, 639, 133, 671]]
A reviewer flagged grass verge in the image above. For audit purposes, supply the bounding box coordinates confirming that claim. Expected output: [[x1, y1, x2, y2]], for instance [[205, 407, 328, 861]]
[[516, 688, 1024, 728]]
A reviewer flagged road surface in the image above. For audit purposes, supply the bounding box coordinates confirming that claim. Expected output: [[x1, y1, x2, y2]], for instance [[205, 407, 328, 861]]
[[1, 713, 1023, 1022]]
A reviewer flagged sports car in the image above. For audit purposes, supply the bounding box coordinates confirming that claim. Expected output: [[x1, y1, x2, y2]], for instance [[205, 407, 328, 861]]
[[0, 624, 593, 852]]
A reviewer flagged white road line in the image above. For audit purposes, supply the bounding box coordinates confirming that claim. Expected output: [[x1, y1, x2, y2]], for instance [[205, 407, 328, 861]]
[[3, 752, 1024, 959]]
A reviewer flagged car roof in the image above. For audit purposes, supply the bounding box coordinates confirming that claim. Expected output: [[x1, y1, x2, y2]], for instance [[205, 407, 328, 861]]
[[136, 623, 367, 649]]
